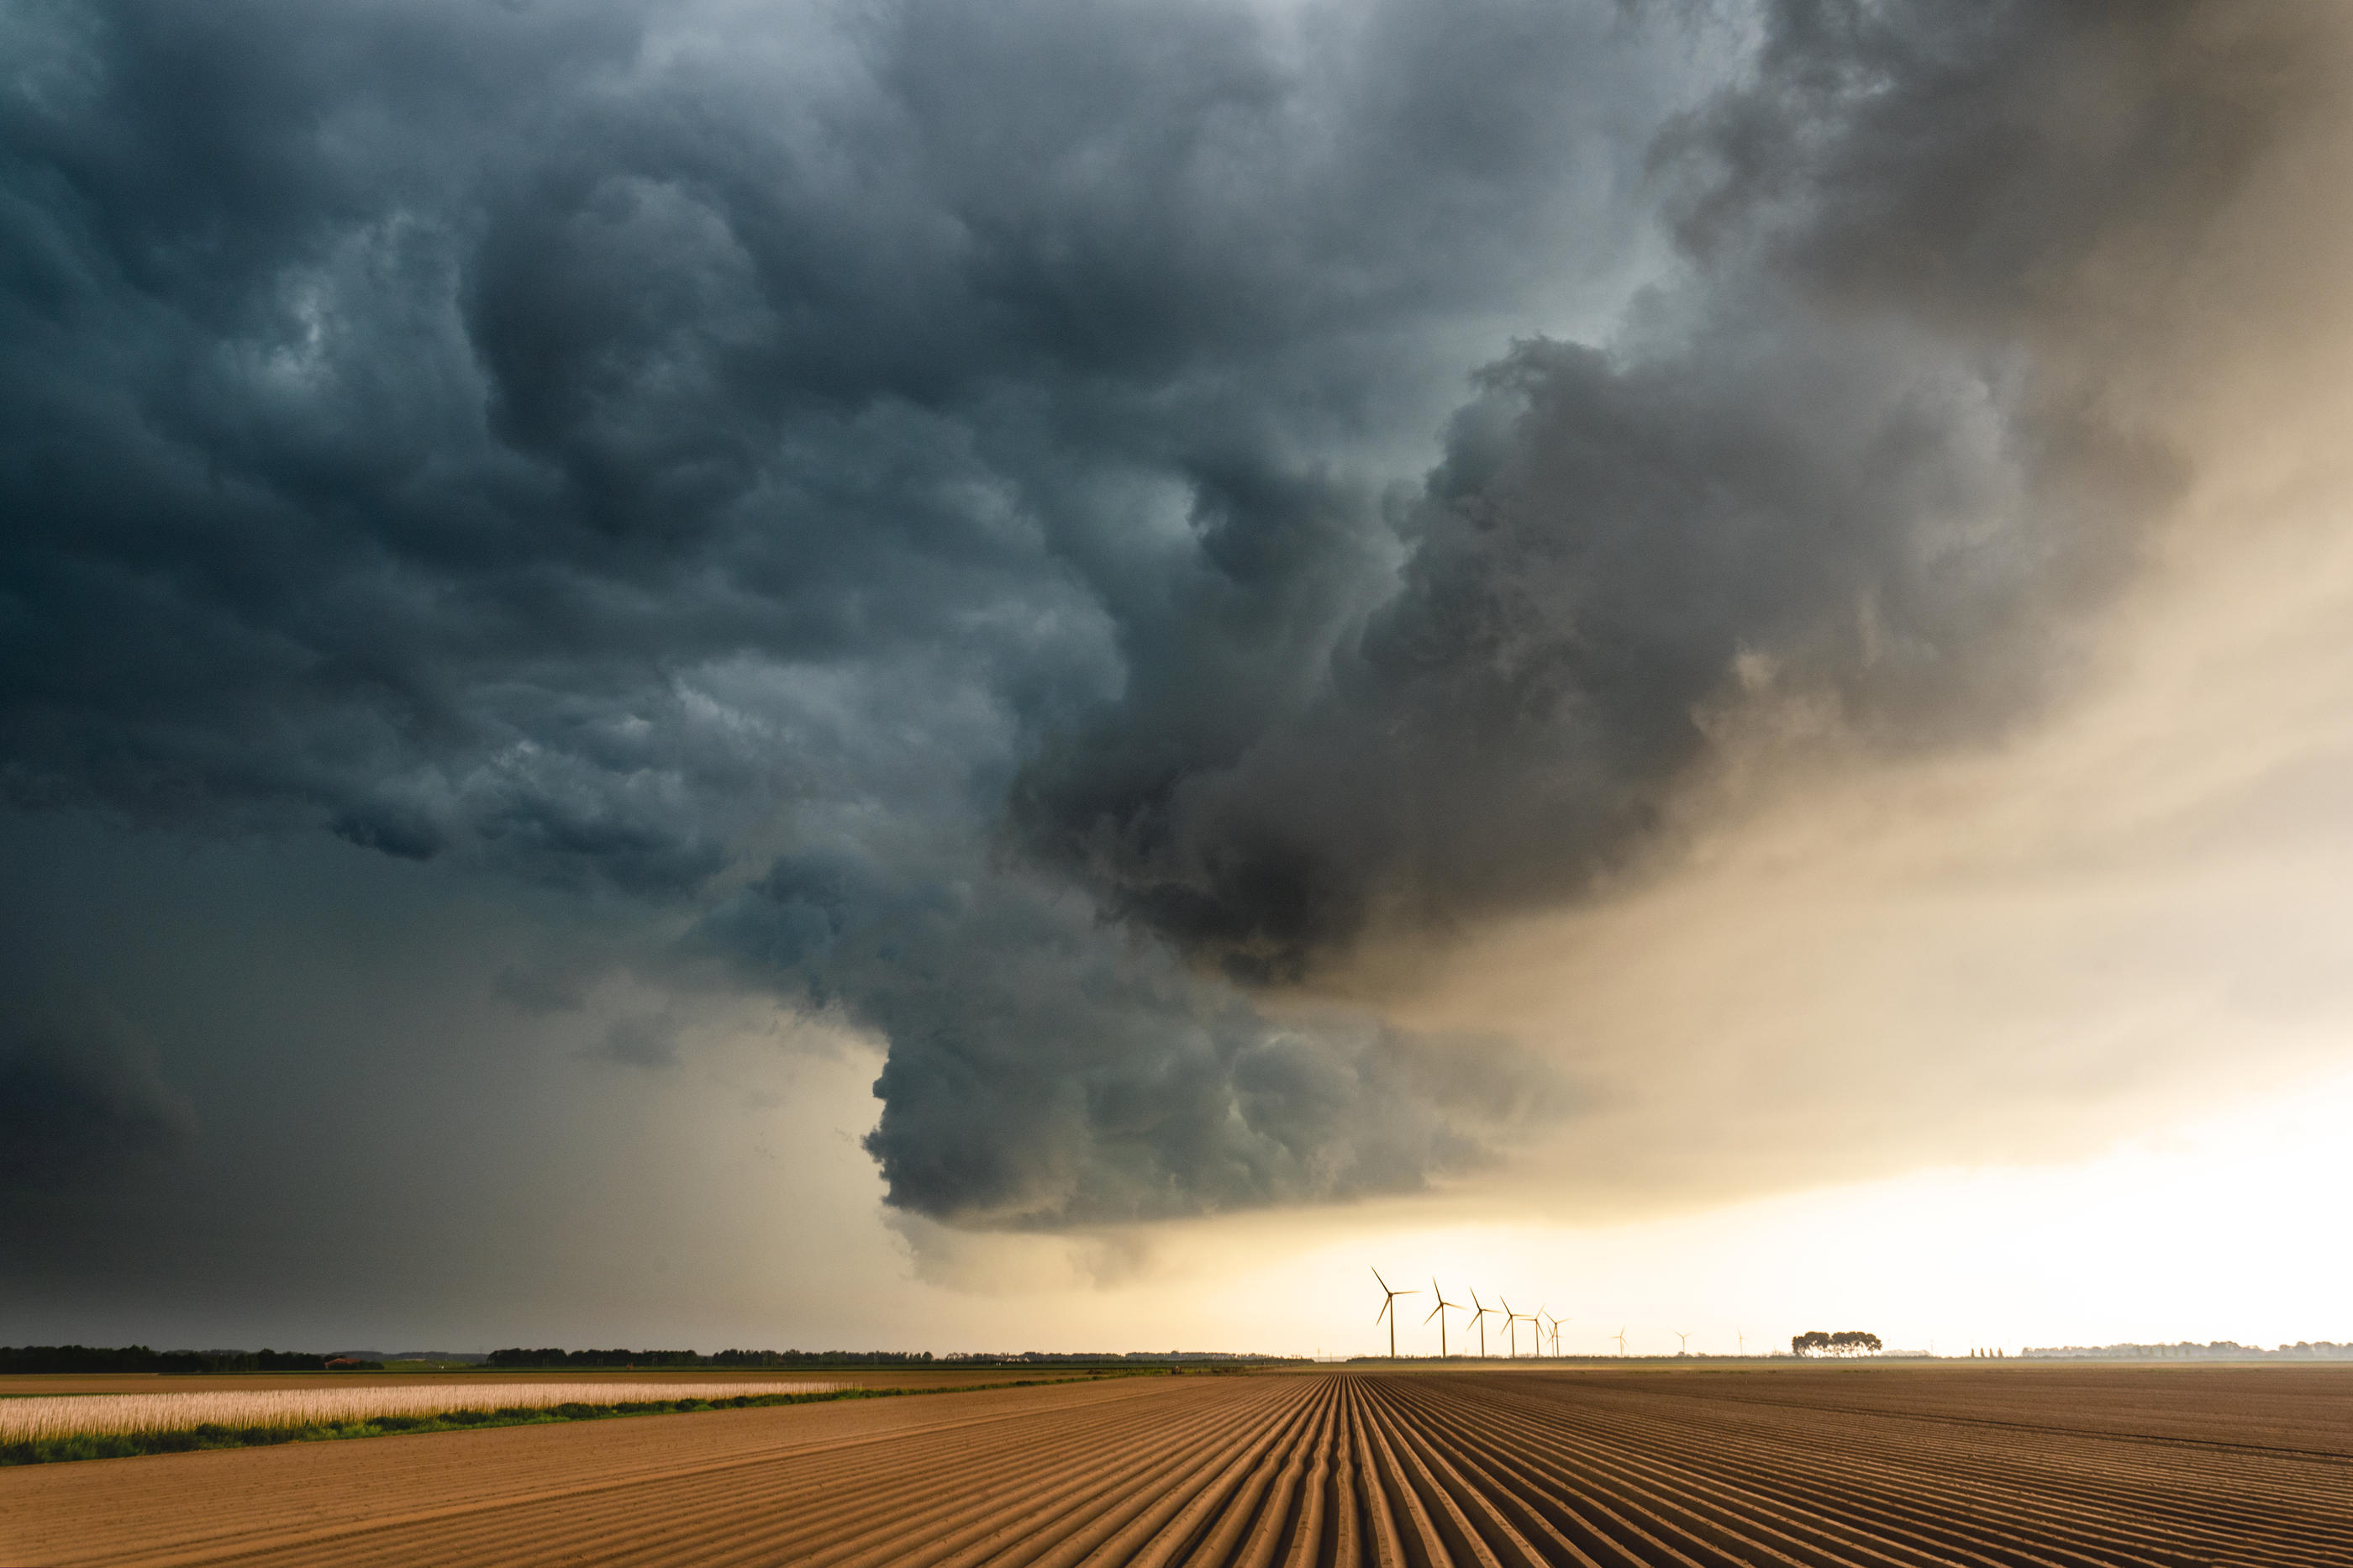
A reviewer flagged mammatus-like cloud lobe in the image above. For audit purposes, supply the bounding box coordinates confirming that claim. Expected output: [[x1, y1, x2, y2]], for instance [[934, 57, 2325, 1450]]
[[708, 853, 1563, 1225], [0, 0, 2333, 1230]]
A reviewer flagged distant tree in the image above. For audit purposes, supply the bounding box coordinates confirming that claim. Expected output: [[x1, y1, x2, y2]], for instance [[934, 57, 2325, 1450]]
[[0, 1344, 330, 1375], [487, 1346, 949, 1369], [1792, 1331, 1832, 1356], [1827, 1331, 1882, 1356]]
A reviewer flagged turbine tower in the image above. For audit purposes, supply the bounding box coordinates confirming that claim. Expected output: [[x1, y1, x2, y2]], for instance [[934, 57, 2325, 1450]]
[[1737, 1330, 1746, 1356], [1675, 1330, 1691, 1356], [1499, 1297, 1522, 1358], [1424, 1279, 1465, 1358], [1468, 1288, 1499, 1357], [1370, 1268, 1419, 1359], [1542, 1311, 1565, 1358], [1613, 1326, 1629, 1356]]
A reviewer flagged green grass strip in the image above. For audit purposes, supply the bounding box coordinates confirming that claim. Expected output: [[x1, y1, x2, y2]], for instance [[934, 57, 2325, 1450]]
[[0, 1371, 1154, 1467]]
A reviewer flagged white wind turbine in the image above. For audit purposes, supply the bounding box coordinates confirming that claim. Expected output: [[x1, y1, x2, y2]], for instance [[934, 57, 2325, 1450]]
[[1468, 1288, 1500, 1357], [1424, 1279, 1465, 1358], [1371, 1268, 1419, 1360]]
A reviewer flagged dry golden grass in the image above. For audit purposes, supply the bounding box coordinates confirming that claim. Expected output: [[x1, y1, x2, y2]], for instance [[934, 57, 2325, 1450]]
[[0, 1365, 1090, 1397], [0, 1380, 840, 1441]]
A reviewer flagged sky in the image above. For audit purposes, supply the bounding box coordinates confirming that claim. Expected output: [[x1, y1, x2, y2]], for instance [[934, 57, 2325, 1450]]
[[5, 0, 2353, 1357]]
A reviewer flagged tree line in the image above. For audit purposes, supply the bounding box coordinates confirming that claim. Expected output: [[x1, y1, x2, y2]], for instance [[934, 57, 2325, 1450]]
[[484, 1348, 939, 1368], [1791, 1331, 1882, 1356], [0, 1344, 350, 1375]]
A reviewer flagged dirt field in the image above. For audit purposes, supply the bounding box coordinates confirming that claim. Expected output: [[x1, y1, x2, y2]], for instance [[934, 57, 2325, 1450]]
[[6, 1365, 2351, 1565]]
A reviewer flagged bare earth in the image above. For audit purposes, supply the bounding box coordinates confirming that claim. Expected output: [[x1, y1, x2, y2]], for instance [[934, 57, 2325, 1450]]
[[7, 1365, 2353, 1565]]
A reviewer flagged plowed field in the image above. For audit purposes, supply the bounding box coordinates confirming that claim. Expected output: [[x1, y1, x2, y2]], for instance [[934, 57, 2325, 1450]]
[[7, 1366, 2350, 1565]]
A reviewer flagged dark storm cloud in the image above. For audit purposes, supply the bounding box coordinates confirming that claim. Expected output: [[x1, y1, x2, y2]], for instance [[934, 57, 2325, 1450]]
[[0, 0, 1660, 871], [1012, 309, 2166, 981], [1, 0, 1666, 1224], [0, 0, 2313, 1232], [1012, 0, 2296, 981]]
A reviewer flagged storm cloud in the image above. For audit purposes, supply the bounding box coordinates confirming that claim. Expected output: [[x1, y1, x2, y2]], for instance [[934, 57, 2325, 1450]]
[[0, 0, 2332, 1234], [1011, 0, 2300, 981]]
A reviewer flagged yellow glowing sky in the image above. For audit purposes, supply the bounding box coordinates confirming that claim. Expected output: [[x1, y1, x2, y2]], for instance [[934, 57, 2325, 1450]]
[[550, 1034, 2353, 1358]]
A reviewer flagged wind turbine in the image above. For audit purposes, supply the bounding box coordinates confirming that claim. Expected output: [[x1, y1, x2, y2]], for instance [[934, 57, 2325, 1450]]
[[1613, 1327, 1629, 1356], [1528, 1304, 1550, 1360], [1371, 1268, 1419, 1359], [1675, 1330, 1691, 1356], [1468, 1288, 1499, 1357], [1542, 1311, 1565, 1358], [1499, 1297, 1523, 1358], [1424, 1279, 1465, 1357], [1737, 1330, 1746, 1356]]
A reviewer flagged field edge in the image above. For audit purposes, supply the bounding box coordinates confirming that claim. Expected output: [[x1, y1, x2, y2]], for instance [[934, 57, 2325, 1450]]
[[0, 1371, 1150, 1468]]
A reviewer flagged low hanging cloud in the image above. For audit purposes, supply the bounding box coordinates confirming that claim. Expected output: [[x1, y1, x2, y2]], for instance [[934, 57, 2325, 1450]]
[[704, 850, 1564, 1226], [0, 0, 2340, 1234]]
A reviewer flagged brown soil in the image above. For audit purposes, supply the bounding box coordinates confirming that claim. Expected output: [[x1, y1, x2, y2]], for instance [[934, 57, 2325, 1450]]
[[7, 1365, 2351, 1565]]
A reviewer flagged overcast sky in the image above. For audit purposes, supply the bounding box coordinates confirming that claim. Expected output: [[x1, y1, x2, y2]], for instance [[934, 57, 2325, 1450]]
[[7, 0, 2353, 1355]]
